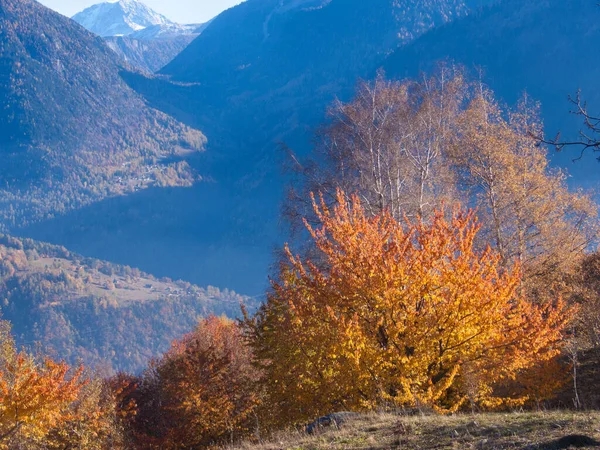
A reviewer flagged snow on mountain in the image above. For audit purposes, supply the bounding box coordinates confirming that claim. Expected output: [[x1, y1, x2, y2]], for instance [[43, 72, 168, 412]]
[[72, 0, 208, 72], [72, 0, 175, 37]]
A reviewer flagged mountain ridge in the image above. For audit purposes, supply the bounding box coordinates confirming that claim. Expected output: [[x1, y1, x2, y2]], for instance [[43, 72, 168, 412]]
[[72, 0, 173, 36], [72, 0, 205, 72]]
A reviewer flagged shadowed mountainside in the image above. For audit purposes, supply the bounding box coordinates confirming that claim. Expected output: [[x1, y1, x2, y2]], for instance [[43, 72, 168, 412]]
[[0, 0, 206, 229], [382, 0, 600, 183]]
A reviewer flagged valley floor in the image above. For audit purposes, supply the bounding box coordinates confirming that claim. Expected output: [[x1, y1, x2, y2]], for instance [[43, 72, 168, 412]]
[[231, 411, 600, 449]]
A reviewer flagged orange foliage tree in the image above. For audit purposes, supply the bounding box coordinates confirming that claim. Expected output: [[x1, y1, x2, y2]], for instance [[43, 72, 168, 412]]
[[245, 190, 573, 426], [0, 319, 87, 448], [0, 356, 85, 445], [44, 378, 129, 450], [132, 316, 259, 449], [0, 320, 126, 449]]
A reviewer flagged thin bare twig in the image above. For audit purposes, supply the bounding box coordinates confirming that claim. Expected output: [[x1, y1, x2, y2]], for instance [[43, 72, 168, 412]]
[[535, 91, 600, 161]]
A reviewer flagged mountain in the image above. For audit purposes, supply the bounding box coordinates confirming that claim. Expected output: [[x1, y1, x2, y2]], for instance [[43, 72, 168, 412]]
[[71, 0, 204, 73], [0, 0, 206, 230], [13, 0, 496, 296], [72, 0, 205, 72], [151, 0, 494, 169], [105, 33, 196, 72], [0, 233, 255, 373], [381, 0, 600, 183], [193, 20, 213, 34], [163, 0, 490, 100], [71, 0, 173, 37]]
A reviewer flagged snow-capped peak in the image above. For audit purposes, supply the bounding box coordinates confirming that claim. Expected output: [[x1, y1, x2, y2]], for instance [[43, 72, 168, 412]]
[[72, 0, 174, 37]]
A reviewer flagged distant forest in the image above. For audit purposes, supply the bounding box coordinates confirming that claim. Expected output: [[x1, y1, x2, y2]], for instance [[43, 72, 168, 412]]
[[0, 233, 253, 373]]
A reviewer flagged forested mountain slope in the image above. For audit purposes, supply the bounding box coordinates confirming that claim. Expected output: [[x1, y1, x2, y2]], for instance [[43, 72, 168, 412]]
[[158, 0, 493, 146], [0, 234, 252, 373], [164, 0, 488, 83], [0, 0, 206, 229]]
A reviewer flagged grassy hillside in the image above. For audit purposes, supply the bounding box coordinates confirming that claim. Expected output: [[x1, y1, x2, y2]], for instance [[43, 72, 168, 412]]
[[231, 411, 600, 449], [0, 234, 256, 373]]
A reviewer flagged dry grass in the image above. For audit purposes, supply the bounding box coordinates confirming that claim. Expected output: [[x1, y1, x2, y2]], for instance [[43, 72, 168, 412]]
[[229, 411, 600, 449]]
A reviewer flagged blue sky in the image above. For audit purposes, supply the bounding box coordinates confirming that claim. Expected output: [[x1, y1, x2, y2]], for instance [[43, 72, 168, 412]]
[[39, 0, 243, 23]]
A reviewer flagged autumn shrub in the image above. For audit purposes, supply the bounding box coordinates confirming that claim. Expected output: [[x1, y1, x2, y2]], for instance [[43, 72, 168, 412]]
[[245, 190, 573, 427], [129, 316, 260, 449]]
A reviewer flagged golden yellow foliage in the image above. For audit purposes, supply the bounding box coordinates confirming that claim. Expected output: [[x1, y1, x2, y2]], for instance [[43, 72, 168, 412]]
[[246, 190, 573, 426], [45, 378, 128, 450], [291, 69, 597, 306], [452, 92, 597, 301], [0, 353, 86, 447], [0, 320, 125, 449]]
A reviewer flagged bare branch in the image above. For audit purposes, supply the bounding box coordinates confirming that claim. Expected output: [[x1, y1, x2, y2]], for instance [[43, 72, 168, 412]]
[[536, 91, 600, 160]]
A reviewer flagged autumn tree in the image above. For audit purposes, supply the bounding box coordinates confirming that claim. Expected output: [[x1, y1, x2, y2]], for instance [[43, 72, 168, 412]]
[[44, 377, 129, 450], [246, 191, 572, 426], [287, 68, 597, 302], [451, 91, 597, 300], [0, 319, 125, 449], [130, 316, 260, 449], [286, 66, 466, 230], [0, 324, 85, 447]]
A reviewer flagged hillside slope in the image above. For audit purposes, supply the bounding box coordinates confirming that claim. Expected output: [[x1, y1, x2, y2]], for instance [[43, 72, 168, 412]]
[[105, 33, 196, 72], [0, 234, 253, 373], [0, 0, 206, 229], [230, 412, 600, 450]]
